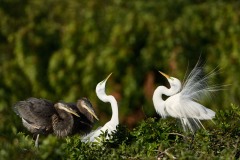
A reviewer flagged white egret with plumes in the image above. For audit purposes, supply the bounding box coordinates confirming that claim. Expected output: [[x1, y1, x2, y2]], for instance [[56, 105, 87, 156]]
[[153, 62, 220, 133]]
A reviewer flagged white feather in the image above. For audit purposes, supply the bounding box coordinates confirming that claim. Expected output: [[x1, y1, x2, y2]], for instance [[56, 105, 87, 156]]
[[153, 62, 220, 133], [81, 73, 119, 143]]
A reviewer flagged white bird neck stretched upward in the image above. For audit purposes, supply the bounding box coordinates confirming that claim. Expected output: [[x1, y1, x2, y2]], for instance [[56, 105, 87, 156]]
[[96, 73, 119, 126], [81, 73, 118, 143], [99, 94, 119, 125]]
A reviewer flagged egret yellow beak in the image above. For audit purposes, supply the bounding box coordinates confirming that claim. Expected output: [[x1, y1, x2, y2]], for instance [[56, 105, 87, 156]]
[[159, 71, 174, 80], [100, 72, 112, 84]]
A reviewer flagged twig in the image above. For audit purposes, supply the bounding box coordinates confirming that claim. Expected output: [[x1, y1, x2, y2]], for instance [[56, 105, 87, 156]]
[[168, 132, 185, 138], [157, 147, 177, 159]]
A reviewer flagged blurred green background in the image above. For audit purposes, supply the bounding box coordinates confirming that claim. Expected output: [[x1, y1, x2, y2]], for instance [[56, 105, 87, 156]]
[[0, 0, 240, 146]]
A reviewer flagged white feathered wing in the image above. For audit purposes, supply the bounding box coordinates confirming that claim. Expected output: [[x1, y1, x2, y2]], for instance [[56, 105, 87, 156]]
[[167, 63, 219, 132]]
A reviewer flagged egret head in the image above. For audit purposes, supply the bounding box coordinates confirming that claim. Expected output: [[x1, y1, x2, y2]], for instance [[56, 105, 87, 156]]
[[96, 73, 112, 98], [159, 71, 182, 91], [78, 97, 99, 121], [54, 103, 80, 117]]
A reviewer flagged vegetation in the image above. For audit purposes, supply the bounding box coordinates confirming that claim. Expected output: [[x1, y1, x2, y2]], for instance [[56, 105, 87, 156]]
[[0, 104, 239, 159], [0, 0, 240, 159]]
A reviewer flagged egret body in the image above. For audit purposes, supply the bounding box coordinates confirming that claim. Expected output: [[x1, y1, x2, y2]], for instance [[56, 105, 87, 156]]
[[82, 73, 119, 142], [153, 63, 218, 133]]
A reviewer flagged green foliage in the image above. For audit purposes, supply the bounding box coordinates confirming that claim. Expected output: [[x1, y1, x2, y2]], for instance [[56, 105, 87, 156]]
[[1, 104, 239, 159], [1, 0, 240, 119], [215, 104, 240, 136]]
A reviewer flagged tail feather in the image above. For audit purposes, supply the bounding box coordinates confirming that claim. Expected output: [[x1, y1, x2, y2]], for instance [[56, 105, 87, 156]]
[[181, 118, 205, 133]]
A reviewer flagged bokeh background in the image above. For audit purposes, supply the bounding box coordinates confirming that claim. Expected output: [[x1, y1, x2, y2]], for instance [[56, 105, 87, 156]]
[[0, 0, 240, 145]]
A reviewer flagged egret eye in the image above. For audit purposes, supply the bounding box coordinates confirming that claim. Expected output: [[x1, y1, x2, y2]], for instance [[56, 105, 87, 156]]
[[99, 80, 105, 85]]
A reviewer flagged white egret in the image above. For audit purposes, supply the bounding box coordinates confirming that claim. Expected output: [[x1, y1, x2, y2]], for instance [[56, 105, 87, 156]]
[[153, 62, 219, 133], [81, 73, 119, 142]]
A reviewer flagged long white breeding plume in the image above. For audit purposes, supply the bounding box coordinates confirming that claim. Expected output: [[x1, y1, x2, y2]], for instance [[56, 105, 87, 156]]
[[153, 61, 221, 133]]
